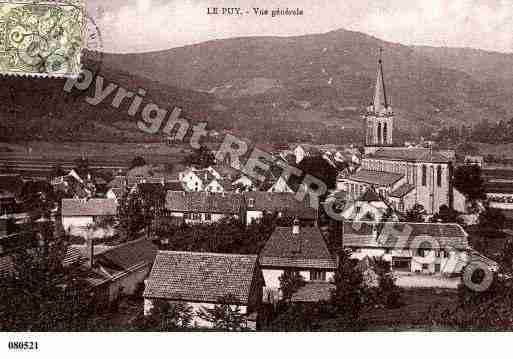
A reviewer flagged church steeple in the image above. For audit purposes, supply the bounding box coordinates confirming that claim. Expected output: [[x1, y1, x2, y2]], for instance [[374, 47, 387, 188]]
[[364, 48, 394, 152], [373, 48, 389, 114]]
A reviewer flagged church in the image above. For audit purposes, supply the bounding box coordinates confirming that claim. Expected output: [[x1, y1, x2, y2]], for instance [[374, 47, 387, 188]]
[[343, 51, 454, 215]]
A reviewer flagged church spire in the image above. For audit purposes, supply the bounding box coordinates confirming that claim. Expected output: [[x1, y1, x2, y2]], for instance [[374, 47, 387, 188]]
[[373, 48, 389, 114]]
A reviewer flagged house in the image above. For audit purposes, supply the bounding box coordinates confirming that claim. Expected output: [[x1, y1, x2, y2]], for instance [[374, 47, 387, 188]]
[[341, 221, 470, 276], [290, 282, 335, 303], [243, 191, 317, 225], [61, 198, 117, 237], [232, 175, 257, 192], [204, 178, 232, 193], [341, 187, 397, 223], [259, 223, 337, 295], [165, 191, 245, 224], [143, 251, 263, 329], [464, 155, 484, 167], [293, 144, 321, 164], [179, 168, 213, 192], [267, 176, 294, 193], [77, 237, 158, 305]]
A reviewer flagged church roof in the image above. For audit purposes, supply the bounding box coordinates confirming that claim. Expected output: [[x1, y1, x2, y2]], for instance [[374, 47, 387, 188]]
[[389, 183, 416, 198], [373, 49, 389, 114], [349, 169, 404, 187], [367, 148, 450, 163]]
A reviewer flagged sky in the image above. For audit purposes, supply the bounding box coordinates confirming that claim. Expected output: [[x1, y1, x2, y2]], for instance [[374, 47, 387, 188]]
[[87, 0, 513, 54]]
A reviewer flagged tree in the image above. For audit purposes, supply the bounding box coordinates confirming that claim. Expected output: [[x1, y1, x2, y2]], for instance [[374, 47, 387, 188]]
[[372, 258, 402, 309], [478, 204, 506, 236], [330, 249, 366, 326], [432, 204, 460, 223], [297, 155, 338, 190], [198, 294, 246, 330], [453, 165, 486, 203], [116, 191, 145, 241], [136, 300, 194, 331], [129, 156, 147, 170], [279, 270, 306, 302], [0, 227, 95, 330], [404, 204, 425, 222], [183, 146, 215, 169]]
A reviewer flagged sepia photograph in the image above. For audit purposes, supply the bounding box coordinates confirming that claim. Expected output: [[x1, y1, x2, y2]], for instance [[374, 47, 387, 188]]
[[1, 0, 513, 356]]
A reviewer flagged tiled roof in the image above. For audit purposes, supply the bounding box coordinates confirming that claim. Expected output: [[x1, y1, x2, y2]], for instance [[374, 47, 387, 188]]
[[349, 169, 404, 186], [243, 192, 317, 219], [109, 187, 125, 199], [165, 191, 244, 214], [143, 251, 259, 304], [367, 148, 450, 163], [260, 227, 337, 269], [291, 282, 335, 303], [342, 221, 469, 250], [61, 198, 117, 216], [164, 181, 184, 192], [95, 237, 158, 276], [485, 182, 513, 194], [389, 183, 416, 198]]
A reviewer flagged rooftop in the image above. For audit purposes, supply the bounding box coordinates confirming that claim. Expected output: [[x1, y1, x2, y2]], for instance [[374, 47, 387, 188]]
[[243, 192, 317, 219], [367, 148, 451, 163], [143, 251, 259, 304], [260, 227, 336, 269], [389, 183, 416, 198], [165, 191, 244, 214], [349, 169, 404, 187], [342, 221, 469, 250], [291, 282, 335, 303], [61, 198, 117, 217]]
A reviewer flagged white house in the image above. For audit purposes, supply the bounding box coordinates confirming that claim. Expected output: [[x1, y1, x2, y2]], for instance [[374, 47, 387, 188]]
[[165, 191, 245, 224], [342, 221, 470, 276], [267, 176, 294, 193], [259, 224, 337, 297], [243, 191, 317, 225], [340, 187, 396, 223], [61, 198, 117, 238], [232, 175, 257, 192], [143, 251, 263, 330]]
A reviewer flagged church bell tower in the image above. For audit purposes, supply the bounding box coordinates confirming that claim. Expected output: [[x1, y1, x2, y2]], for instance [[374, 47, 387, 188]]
[[364, 49, 394, 154]]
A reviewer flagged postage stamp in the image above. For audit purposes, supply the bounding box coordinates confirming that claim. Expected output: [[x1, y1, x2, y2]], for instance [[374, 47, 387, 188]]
[[0, 0, 86, 78]]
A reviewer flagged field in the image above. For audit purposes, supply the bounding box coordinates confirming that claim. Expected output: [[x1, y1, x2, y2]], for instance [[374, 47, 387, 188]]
[[0, 141, 193, 178], [361, 288, 459, 330]]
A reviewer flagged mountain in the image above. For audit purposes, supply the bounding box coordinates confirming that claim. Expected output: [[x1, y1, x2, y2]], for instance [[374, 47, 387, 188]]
[[3, 29, 513, 145], [0, 55, 234, 143], [100, 28, 513, 143]]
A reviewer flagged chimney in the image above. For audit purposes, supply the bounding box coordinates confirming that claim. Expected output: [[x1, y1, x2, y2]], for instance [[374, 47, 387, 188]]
[[292, 218, 300, 235], [87, 237, 94, 268]]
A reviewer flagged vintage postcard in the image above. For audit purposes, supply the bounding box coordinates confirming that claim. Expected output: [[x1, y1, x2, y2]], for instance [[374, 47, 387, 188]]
[[0, 0, 513, 357], [0, 0, 85, 77]]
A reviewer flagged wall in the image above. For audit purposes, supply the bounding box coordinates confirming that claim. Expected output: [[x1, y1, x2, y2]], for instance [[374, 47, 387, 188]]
[[107, 265, 151, 302], [349, 247, 468, 275], [143, 299, 254, 329], [262, 267, 334, 289]]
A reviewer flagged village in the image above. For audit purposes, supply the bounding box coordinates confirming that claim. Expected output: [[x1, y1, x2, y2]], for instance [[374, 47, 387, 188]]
[[1, 53, 512, 331]]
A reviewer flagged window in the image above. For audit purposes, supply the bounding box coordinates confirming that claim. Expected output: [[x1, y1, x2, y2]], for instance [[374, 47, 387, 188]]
[[383, 122, 388, 143], [310, 270, 326, 281], [417, 249, 426, 257], [422, 263, 429, 270], [435, 263, 441, 272], [384, 248, 391, 254], [377, 123, 382, 144], [192, 213, 201, 220], [437, 165, 442, 187], [422, 165, 427, 186], [184, 212, 190, 220], [248, 198, 255, 208], [205, 213, 212, 221]]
